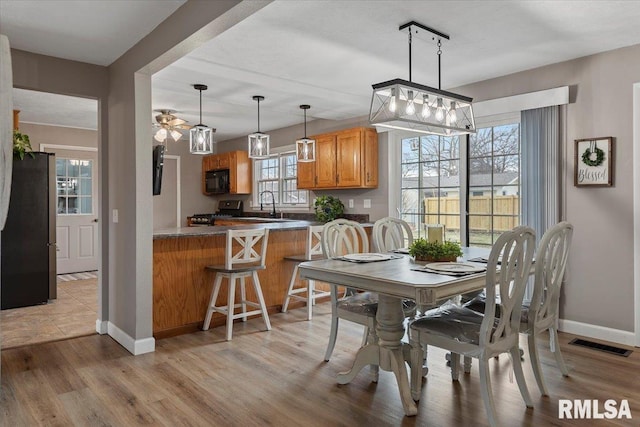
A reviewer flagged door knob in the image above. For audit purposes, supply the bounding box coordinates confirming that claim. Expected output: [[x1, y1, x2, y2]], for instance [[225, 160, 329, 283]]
[[93, 218, 99, 223]]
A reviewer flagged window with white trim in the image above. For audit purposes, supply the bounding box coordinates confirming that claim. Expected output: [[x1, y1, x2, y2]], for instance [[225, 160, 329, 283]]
[[398, 114, 521, 246], [253, 150, 309, 208]]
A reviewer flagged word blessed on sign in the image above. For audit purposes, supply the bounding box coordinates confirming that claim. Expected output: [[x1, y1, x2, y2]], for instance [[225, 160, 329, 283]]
[[574, 137, 614, 187]]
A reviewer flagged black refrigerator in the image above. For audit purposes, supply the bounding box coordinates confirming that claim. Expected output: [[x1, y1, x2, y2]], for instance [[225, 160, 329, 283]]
[[1, 152, 57, 310]]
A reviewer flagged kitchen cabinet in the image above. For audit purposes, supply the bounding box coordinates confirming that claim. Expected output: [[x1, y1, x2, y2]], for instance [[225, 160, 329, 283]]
[[297, 127, 378, 189], [202, 150, 251, 195]]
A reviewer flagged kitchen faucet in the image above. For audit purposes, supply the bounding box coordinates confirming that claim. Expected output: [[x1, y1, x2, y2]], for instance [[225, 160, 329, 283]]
[[259, 190, 277, 218]]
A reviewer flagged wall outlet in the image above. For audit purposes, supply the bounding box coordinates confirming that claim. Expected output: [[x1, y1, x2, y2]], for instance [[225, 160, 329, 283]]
[[112, 209, 119, 223], [363, 199, 371, 209], [348, 199, 354, 208]]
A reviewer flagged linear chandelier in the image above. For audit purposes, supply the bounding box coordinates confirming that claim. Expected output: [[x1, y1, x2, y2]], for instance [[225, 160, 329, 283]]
[[248, 95, 270, 159], [189, 84, 215, 155], [296, 104, 315, 162], [369, 21, 475, 136]]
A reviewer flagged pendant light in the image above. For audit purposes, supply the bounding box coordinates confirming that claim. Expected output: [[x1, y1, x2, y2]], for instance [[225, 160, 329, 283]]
[[296, 105, 315, 162], [369, 21, 475, 136], [248, 95, 270, 159], [189, 84, 215, 155]]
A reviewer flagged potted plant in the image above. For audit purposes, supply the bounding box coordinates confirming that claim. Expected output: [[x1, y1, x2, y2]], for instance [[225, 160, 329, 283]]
[[314, 195, 344, 223], [13, 130, 34, 160], [408, 238, 463, 262]]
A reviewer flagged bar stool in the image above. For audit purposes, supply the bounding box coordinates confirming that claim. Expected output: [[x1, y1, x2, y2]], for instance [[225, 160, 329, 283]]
[[202, 228, 271, 341], [282, 225, 330, 320]]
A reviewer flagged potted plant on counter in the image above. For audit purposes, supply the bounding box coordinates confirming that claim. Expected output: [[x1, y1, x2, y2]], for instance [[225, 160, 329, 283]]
[[314, 195, 344, 223], [408, 238, 463, 263], [13, 130, 34, 160]]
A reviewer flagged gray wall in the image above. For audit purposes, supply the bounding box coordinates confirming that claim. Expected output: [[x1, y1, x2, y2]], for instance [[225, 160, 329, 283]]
[[21, 123, 98, 150]]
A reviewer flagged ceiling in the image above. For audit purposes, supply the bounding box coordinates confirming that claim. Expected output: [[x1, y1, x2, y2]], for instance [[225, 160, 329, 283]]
[[5, 0, 640, 142]]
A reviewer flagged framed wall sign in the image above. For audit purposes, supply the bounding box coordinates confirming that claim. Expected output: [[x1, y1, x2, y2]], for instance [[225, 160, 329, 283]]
[[574, 137, 614, 187]]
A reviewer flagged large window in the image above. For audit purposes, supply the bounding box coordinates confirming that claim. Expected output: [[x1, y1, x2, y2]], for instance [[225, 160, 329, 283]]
[[399, 119, 520, 246], [468, 123, 520, 246], [400, 135, 460, 240], [253, 150, 309, 208], [56, 158, 93, 215]]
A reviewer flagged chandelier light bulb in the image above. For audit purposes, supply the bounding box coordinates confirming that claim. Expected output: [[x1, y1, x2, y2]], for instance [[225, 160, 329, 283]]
[[435, 98, 445, 122], [405, 90, 415, 115], [449, 101, 458, 123], [170, 130, 182, 141], [421, 94, 431, 118], [389, 88, 397, 113]]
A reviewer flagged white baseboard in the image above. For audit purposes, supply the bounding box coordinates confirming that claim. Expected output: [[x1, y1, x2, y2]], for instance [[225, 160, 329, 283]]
[[558, 319, 635, 347], [95, 319, 108, 334], [107, 322, 155, 355]]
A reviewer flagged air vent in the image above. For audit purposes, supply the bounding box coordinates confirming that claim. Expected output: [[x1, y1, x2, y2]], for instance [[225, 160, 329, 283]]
[[569, 338, 632, 357]]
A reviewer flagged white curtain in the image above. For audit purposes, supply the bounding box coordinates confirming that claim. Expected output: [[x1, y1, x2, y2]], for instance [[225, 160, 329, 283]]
[[0, 34, 13, 231], [521, 105, 561, 240], [521, 106, 561, 301]]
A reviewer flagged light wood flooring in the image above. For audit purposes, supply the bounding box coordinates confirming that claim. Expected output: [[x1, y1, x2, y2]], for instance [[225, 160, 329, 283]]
[[2, 301, 638, 426], [1, 278, 97, 349]]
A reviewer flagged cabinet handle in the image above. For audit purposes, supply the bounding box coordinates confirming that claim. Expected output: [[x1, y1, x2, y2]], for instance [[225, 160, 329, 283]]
[[336, 174, 339, 183], [315, 176, 318, 185], [367, 172, 370, 182]]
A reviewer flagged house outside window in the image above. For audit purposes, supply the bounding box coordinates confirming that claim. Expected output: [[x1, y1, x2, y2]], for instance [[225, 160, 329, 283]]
[[253, 149, 309, 209]]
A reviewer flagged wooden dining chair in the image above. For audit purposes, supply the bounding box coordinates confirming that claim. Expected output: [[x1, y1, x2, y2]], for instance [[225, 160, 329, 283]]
[[282, 225, 330, 320], [408, 226, 536, 427], [463, 222, 574, 396], [202, 228, 271, 341], [321, 219, 377, 369], [372, 216, 413, 252]]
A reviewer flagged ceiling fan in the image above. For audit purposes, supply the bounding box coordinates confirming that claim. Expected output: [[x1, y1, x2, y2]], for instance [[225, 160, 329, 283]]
[[153, 109, 191, 143]]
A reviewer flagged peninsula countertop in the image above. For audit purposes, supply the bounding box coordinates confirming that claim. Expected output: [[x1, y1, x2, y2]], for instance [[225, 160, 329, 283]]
[[153, 219, 318, 239]]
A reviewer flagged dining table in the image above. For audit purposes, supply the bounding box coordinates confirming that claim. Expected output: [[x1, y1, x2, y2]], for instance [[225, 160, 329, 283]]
[[299, 246, 492, 417]]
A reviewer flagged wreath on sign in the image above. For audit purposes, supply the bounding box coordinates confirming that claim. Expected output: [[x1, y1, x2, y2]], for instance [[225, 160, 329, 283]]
[[581, 141, 605, 167]]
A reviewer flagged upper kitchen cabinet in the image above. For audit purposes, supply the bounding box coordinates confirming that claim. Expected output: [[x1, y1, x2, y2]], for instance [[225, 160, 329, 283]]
[[202, 150, 251, 195], [297, 127, 378, 190]]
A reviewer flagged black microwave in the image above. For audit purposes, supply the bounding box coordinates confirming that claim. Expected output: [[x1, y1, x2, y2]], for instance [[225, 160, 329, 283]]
[[205, 169, 230, 194]]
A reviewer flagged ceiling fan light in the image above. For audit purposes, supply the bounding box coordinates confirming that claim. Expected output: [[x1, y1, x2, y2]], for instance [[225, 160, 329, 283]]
[[170, 130, 182, 142], [154, 128, 167, 143]]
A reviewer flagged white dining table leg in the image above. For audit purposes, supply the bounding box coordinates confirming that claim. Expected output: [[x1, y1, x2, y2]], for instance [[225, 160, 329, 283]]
[[336, 294, 417, 417]]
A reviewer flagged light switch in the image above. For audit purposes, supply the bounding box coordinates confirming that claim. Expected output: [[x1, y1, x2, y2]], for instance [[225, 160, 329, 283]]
[[363, 199, 371, 209], [348, 199, 354, 208], [112, 209, 119, 223]]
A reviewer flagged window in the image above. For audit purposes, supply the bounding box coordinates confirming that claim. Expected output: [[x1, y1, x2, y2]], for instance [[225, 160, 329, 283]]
[[400, 135, 460, 240], [56, 158, 93, 215], [468, 123, 520, 246], [253, 150, 309, 208], [398, 118, 520, 246]]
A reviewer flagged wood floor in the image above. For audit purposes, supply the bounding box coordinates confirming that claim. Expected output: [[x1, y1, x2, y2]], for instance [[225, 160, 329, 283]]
[[2, 302, 638, 426], [1, 279, 98, 349]]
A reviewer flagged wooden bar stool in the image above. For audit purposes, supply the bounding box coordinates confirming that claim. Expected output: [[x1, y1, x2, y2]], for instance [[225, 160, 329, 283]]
[[282, 225, 330, 320], [202, 228, 271, 341]]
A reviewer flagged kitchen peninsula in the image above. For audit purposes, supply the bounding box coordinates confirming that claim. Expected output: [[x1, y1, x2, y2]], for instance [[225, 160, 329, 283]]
[[153, 220, 332, 338]]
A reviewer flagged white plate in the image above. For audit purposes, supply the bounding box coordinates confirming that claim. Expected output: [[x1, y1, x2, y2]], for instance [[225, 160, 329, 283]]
[[342, 253, 393, 262], [423, 262, 486, 274]]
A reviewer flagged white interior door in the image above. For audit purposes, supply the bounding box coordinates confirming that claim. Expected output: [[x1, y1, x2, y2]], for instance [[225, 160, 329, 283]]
[[153, 154, 181, 229], [44, 146, 98, 274]]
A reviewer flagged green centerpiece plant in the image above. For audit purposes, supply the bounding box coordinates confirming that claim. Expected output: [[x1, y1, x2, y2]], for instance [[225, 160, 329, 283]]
[[314, 195, 344, 223], [13, 130, 35, 160], [408, 238, 463, 262]]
